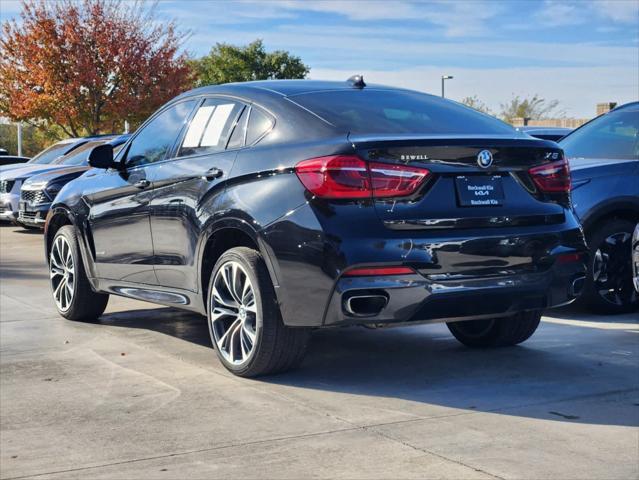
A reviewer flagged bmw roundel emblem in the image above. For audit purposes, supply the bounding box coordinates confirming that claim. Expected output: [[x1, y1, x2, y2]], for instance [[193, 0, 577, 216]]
[[477, 150, 493, 168]]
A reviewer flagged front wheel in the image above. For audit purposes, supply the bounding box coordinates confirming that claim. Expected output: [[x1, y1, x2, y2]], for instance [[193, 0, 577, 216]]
[[207, 247, 310, 377], [49, 226, 109, 321], [447, 310, 542, 348]]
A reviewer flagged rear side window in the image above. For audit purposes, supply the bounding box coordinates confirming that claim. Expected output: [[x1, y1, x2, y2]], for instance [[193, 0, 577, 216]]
[[560, 109, 639, 160], [246, 108, 274, 145], [290, 89, 515, 135], [179, 98, 243, 157]]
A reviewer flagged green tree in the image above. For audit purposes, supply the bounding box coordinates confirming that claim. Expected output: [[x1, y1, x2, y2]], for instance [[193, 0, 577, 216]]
[[190, 40, 309, 86], [460, 95, 493, 115], [0, 122, 64, 157], [499, 94, 564, 123]]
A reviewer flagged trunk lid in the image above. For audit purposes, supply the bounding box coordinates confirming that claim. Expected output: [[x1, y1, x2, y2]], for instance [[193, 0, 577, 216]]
[[350, 134, 568, 230]]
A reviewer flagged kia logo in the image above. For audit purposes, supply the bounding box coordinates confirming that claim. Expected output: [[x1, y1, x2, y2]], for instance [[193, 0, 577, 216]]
[[477, 150, 493, 168]]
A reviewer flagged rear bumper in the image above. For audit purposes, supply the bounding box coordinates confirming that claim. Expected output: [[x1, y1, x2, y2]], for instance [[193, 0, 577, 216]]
[[323, 260, 586, 326], [262, 202, 587, 327]]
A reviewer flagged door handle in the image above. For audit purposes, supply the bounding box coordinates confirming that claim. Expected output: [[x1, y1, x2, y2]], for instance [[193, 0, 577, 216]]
[[204, 168, 223, 181], [134, 179, 150, 189]]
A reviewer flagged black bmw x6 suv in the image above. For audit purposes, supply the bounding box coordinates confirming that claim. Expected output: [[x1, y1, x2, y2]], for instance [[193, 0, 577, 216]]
[[44, 79, 587, 377]]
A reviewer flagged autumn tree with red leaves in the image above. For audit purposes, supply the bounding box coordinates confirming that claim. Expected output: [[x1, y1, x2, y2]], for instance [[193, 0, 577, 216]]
[[0, 0, 192, 136]]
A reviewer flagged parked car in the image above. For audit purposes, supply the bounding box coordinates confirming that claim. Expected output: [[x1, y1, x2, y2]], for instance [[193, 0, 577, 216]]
[[521, 127, 572, 142], [0, 155, 30, 166], [559, 102, 639, 313], [633, 223, 639, 293], [0, 138, 83, 173], [44, 79, 587, 377], [1, 136, 109, 223], [18, 135, 130, 228]]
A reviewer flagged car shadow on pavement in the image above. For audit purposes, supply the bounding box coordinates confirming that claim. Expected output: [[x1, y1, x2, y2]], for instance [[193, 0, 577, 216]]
[[99, 307, 213, 348], [0, 257, 48, 281], [0, 223, 42, 235], [97, 306, 639, 428]]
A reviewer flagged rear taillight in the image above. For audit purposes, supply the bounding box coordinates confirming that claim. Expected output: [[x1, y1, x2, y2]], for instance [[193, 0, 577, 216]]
[[369, 162, 430, 197], [295, 155, 429, 199], [528, 158, 571, 193], [295, 155, 370, 199]]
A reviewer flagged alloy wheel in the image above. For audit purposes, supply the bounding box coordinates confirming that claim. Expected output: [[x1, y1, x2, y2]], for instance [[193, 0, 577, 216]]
[[210, 261, 258, 365], [592, 231, 637, 307], [50, 235, 75, 311]]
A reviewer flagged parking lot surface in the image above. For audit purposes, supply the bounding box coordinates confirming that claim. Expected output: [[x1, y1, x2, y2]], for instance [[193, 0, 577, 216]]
[[1, 223, 638, 479]]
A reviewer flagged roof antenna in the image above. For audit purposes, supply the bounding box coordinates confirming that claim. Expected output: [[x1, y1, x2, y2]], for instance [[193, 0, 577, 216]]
[[347, 74, 366, 89]]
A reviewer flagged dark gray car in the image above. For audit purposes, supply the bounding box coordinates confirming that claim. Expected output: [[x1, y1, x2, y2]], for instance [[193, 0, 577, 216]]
[[560, 102, 639, 313], [18, 135, 130, 228]]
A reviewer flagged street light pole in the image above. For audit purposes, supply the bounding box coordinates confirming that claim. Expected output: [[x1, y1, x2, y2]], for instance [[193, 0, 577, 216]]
[[441, 75, 453, 98], [16, 122, 23, 157]]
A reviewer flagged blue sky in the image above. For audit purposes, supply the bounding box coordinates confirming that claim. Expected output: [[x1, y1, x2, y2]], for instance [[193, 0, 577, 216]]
[[1, 0, 637, 117]]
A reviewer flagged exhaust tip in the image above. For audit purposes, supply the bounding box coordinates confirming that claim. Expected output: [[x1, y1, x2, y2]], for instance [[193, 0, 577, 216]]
[[344, 293, 388, 317], [571, 276, 586, 297]]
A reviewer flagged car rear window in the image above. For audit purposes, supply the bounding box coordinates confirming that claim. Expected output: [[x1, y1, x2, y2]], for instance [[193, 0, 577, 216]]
[[289, 89, 515, 135]]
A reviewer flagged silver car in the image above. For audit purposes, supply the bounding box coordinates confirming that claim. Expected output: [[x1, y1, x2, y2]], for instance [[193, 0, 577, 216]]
[[0, 139, 83, 224]]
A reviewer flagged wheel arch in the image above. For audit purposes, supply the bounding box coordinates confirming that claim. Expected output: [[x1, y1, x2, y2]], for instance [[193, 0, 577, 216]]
[[44, 206, 76, 260], [580, 197, 639, 237], [44, 205, 99, 282], [197, 218, 281, 313]]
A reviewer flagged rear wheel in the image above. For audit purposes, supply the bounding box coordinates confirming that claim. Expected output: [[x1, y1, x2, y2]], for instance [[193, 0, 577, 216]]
[[580, 219, 638, 314], [207, 247, 310, 377], [447, 310, 542, 348], [49, 226, 109, 321]]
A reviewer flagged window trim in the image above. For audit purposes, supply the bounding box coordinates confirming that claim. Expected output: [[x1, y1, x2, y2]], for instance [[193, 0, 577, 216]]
[[120, 94, 277, 170], [244, 105, 275, 147], [225, 105, 250, 151]]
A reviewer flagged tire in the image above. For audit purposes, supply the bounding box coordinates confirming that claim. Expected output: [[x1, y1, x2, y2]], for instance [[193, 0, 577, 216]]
[[49, 225, 109, 321], [207, 247, 310, 377], [447, 310, 542, 348], [579, 218, 638, 314]]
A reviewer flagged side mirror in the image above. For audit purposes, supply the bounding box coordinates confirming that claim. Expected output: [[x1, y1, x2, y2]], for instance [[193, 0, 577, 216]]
[[88, 144, 117, 169]]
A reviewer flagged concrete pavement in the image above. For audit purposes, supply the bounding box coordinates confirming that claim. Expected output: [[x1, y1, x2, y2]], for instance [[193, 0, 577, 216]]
[[1, 223, 637, 479]]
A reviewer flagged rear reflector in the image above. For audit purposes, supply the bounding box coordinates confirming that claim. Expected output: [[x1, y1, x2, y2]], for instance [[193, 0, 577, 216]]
[[295, 155, 429, 199], [528, 158, 571, 193], [557, 252, 583, 264], [343, 266, 415, 277]]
